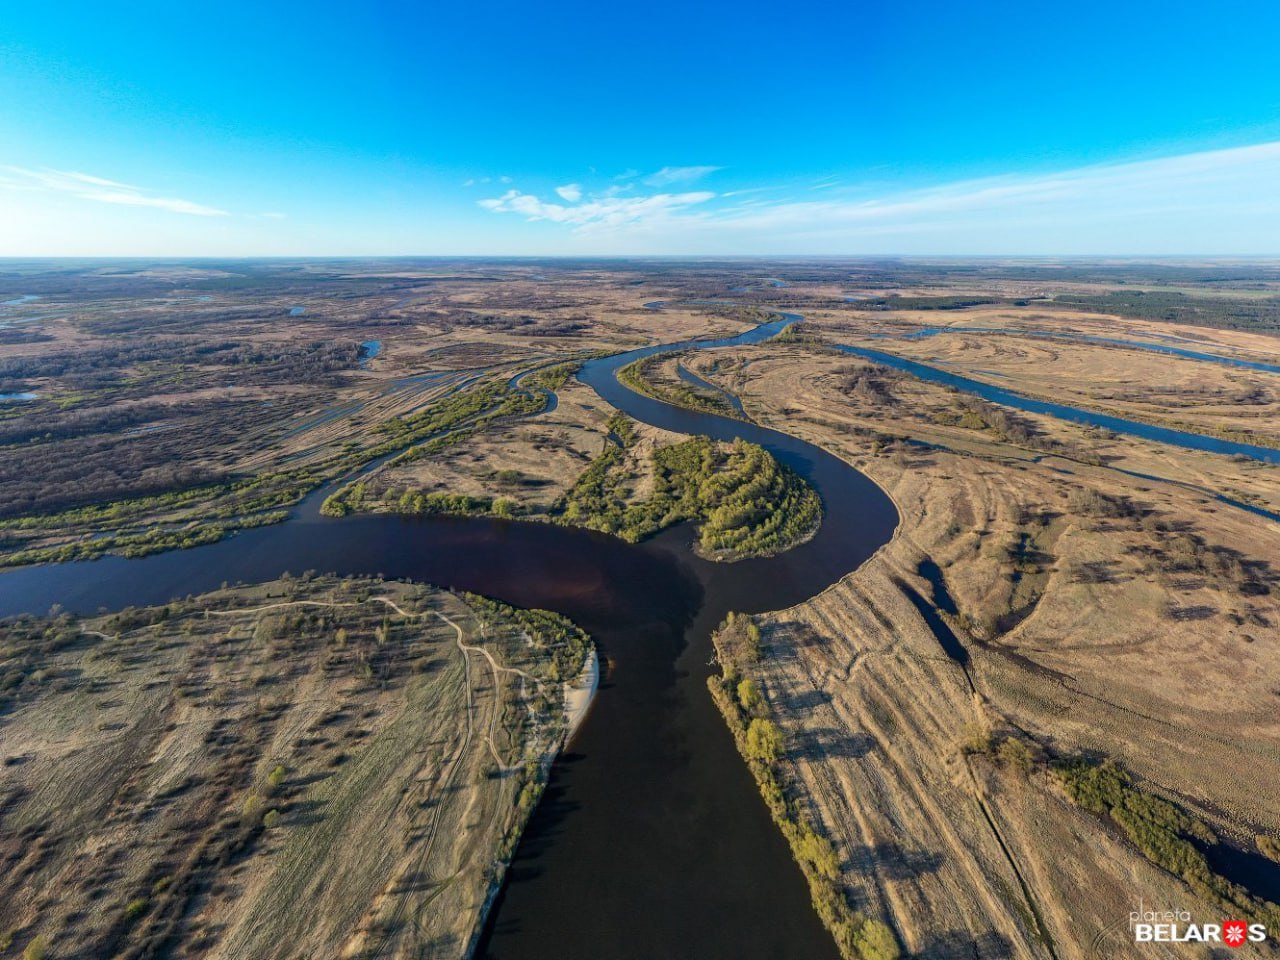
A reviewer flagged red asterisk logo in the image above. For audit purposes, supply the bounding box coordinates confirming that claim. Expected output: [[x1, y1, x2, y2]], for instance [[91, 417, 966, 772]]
[[1223, 920, 1247, 948]]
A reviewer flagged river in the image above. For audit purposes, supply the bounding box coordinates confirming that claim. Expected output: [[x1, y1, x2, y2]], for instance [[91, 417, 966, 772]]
[[835, 344, 1280, 465], [0, 313, 900, 960], [2, 300, 1277, 954]]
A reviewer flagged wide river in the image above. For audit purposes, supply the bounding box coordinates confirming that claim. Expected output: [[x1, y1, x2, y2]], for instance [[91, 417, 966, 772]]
[[0, 314, 900, 959], [4, 301, 1279, 956]]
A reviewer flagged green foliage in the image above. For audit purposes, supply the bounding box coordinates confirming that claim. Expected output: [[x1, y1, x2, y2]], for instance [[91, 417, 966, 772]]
[[737, 677, 766, 717], [796, 827, 841, 880], [517, 781, 540, 813], [557, 432, 821, 560], [123, 897, 148, 921], [0, 466, 319, 567], [745, 717, 784, 764], [960, 722, 994, 755], [390, 492, 493, 517], [617, 354, 742, 418], [266, 764, 287, 791], [606, 411, 636, 446], [463, 593, 592, 682], [1055, 758, 1278, 924], [1, 509, 288, 567], [853, 919, 902, 960], [707, 662, 899, 960], [524, 361, 580, 391], [996, 736, 1034, 776], [376, 380, 524, 442], [771, 321, 826, 344], [22, 936, 48, 960]]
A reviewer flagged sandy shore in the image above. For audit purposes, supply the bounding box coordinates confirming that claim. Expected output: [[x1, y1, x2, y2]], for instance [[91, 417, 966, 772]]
[[562, 646, 599, 743]]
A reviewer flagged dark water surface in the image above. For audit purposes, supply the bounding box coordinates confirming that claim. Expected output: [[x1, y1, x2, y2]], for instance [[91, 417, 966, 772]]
[[870, 325, 1280, 375], [835, 344, 1280, 465], [4, 299, 1278, 955], [0, 315, 900, 960], [676, 363, 748, 418]]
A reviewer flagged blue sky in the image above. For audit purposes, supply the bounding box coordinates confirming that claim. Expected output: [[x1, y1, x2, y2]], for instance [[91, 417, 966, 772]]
[[2, 0, 1279, 256]]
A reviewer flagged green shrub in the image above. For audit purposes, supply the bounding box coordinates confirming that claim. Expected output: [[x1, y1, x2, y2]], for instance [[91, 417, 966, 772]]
[[737, 678, 766, 717], [745, 718, 784, 764], [557, 432, 821, 560], [123, 898, 148, 921]]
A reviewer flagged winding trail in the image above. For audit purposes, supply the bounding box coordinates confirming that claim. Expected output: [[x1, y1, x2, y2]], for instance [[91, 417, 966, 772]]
[[7, 295, 1275, 958], [203, 595, 548, 761], [1, 307, 902, 960], [28, 296, 1278, 957]]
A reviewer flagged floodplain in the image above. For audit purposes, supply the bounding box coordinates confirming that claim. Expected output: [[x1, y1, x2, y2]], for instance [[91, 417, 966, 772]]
[[2, 258, 1280, 958]]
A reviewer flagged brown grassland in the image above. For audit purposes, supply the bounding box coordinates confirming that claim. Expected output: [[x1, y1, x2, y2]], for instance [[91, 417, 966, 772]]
[[4, 259, 1280, 957], [683, 307, 1280, 957], [0, 575, 586, 960]]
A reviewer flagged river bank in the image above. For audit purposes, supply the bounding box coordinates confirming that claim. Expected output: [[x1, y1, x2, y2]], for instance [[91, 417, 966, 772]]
[[680, 331, 1280, 955], [0, 311, 900, 960], [563, 647, 599, 742]]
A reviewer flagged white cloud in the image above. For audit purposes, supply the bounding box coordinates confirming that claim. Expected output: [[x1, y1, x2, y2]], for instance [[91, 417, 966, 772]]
[[643, 165, 722, 186], [479, 187, 715, 231], [712, 142, 1280, 235], [555, 183, 582, 202], [0, 166, 229, 216], [476, 142, 1280, 253]]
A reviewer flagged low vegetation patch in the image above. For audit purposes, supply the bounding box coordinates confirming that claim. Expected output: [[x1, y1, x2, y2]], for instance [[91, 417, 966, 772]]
[[1052, 757, 1280, 926], [708, 613, 900, 960], [618, 352, 743, 418], [556, 420, 822, 559]]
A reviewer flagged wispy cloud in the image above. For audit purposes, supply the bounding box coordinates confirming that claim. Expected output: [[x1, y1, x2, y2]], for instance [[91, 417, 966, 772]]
[[479, 187, 715, 230], [555, 183, 582, 202], [479, 142, 1280, 252], [643, 165, 722, 186], [0, 166, 229, 216], [710, 141, 1280, 234]]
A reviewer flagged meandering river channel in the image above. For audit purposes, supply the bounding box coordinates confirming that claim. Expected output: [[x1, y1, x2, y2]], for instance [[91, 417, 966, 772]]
[[0, 313, 898, 960], [3, 303, 1275, 958]]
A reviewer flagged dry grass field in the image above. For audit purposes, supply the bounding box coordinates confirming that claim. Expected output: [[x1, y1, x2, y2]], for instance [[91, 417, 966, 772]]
[[813, 304, 1280, 449], [0, 575, 587, 960], [7, 259, 1280, 958], [0, 262, 757, 567], [687, 325, 1280, 956], [359, 377, 682, 513]]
